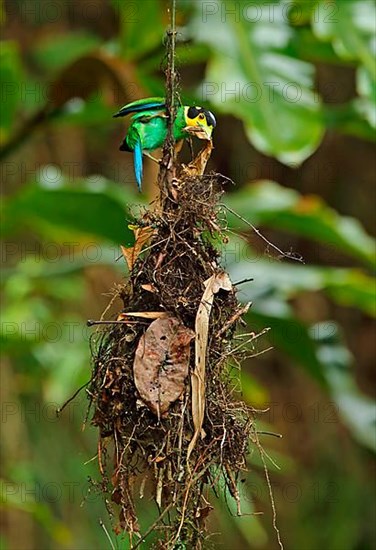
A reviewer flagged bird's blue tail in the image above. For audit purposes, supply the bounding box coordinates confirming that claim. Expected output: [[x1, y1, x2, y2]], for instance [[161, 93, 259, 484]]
[[134, 138, 143, 191]]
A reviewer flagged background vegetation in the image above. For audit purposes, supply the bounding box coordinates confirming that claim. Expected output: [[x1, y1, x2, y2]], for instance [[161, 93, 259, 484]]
[[1, 0, 375, 548]]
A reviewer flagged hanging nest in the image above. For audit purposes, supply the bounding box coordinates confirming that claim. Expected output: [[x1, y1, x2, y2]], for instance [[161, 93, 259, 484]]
[[87, 139, 260, 548]]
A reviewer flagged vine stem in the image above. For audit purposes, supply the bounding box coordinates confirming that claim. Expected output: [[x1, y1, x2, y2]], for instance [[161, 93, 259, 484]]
[[158, 0, 178, 198]]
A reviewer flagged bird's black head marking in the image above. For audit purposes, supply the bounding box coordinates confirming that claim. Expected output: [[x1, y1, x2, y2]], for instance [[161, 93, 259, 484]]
[[187, 106, 201, 119], [187, 106, 216, 128]]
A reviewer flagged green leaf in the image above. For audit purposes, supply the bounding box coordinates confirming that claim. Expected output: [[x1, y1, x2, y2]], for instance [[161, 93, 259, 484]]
[[225, 180, 376, 268], [0, 41, 23, 143], [216, 474, 267, 549], [4, 182, 136, 246], [190, 0, 324, 164], [312, 322, 376, 453], [313, 0, 375, 73], [246, 310, 327, 385], [1, 246, 123, 281], [312, 0, 376, 126], [323, 100, 376, 141], [357, 67, 376, 128], [50, 94, 115, 126], [288, 26, 347, 65], [114, 0, 165, 60], [323, 269, 376, 317], [228, 253, 376, 317], [32, 32, 101, 72]]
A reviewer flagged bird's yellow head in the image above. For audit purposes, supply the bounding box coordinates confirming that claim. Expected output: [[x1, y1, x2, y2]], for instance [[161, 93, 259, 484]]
[[184, 106, 216, 140]]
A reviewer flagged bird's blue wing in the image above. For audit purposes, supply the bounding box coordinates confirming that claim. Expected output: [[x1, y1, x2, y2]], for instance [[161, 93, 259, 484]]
[[113, 97, 166, 118], [133, 136, 143, 191]]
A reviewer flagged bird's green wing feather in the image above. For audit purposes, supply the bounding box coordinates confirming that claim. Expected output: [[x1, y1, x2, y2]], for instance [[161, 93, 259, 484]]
[[113, 97, 166, 118]]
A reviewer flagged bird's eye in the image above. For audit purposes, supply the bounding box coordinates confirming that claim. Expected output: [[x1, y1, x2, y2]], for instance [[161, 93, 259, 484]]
[[198, 113, 205, 120]]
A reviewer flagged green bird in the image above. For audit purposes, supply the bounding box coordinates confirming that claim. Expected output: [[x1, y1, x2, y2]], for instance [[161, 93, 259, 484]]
[[113, 97, 216, 190]]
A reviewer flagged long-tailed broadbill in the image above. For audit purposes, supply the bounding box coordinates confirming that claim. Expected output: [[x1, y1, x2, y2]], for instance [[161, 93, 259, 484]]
[[113, 97, 216, 190]]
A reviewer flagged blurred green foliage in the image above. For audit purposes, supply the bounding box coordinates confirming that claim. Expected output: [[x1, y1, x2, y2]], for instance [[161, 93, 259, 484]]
[[1, 1, 375, 549]]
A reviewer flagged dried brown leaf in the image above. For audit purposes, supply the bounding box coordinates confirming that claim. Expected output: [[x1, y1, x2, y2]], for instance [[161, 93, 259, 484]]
[[183, 126, 211, 141], [181, 140, 213, 177], [117, 311, 169, 322], [153, 456, 166, 463], [141, 284, 156, 293], [196, 505, 214, 528], [121, 225, 155, 271], [188, 272, 232, 461], [134, 317, 195, 416]]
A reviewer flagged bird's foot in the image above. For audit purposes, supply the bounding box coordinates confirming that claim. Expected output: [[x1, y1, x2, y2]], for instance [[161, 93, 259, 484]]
[[143, 152, 161, 164]]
